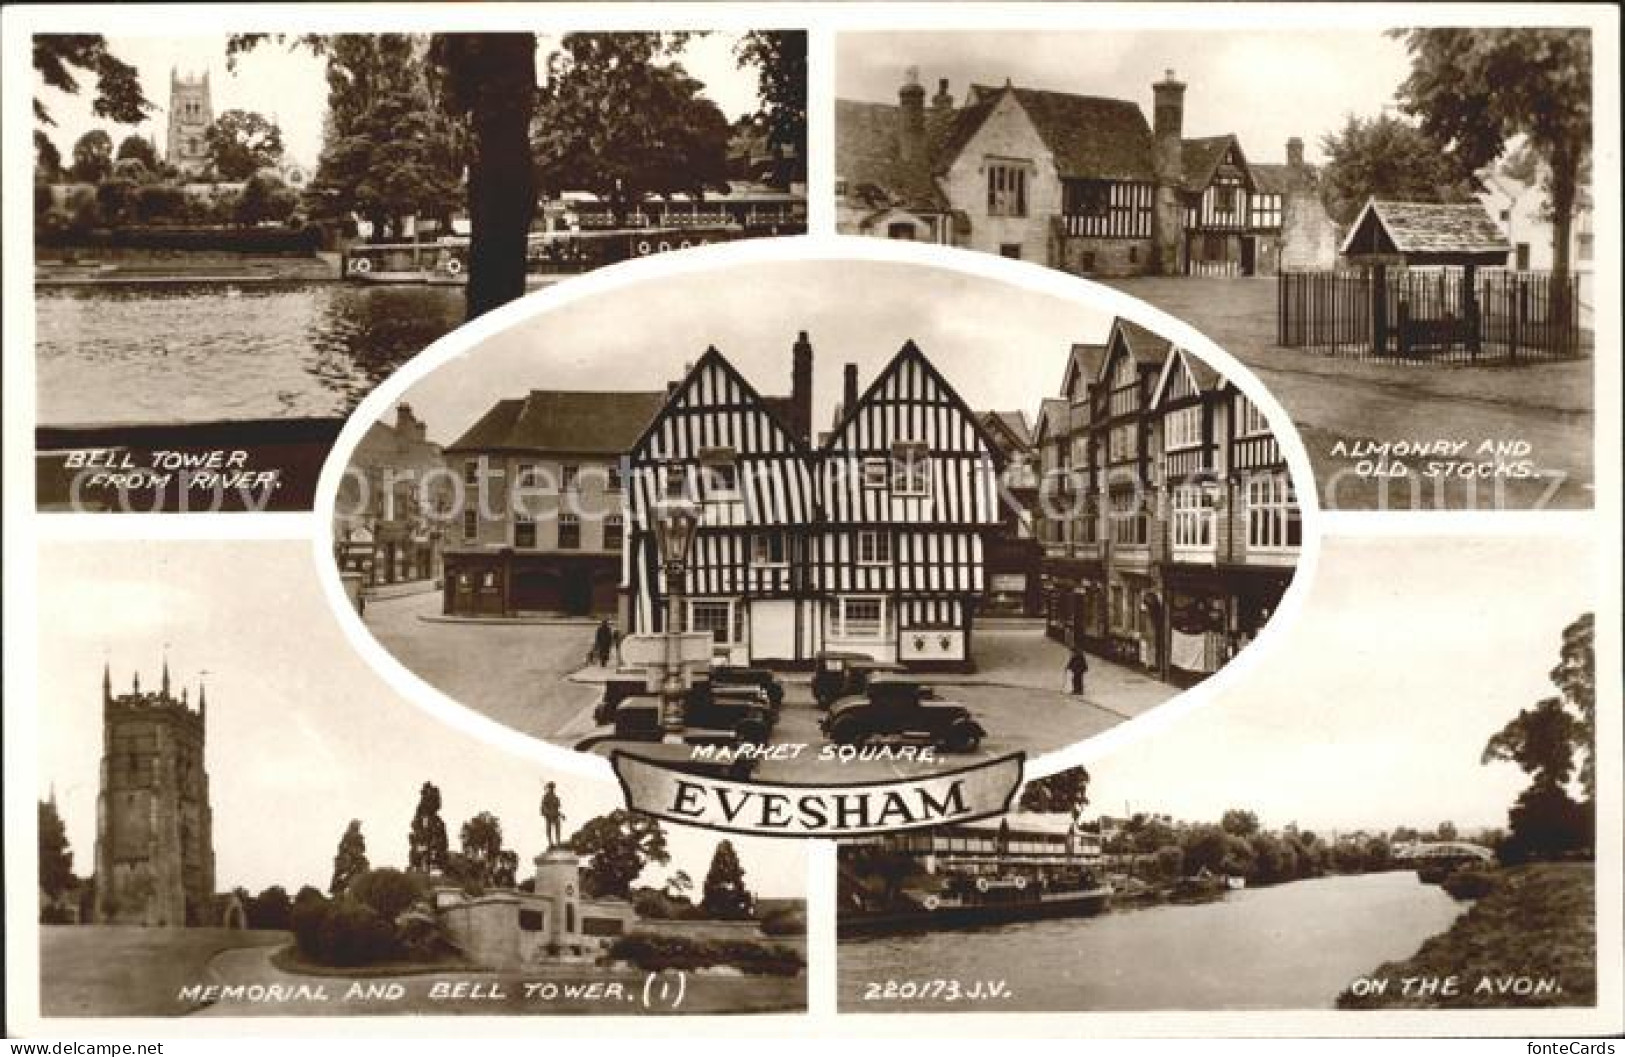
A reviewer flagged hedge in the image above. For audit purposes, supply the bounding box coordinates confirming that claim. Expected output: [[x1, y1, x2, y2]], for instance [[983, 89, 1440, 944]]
[[38, 224, 322, 253], [606, 933, 803, 977]]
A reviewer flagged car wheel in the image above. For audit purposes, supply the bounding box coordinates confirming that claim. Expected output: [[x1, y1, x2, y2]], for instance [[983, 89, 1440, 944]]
[[735, 718, 768, 745], [827, 716, 867, 745], [945, 721, 982, 753]]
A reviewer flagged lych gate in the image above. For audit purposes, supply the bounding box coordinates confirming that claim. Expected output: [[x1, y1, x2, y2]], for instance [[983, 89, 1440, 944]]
[[1277, 199, 1584, 363]]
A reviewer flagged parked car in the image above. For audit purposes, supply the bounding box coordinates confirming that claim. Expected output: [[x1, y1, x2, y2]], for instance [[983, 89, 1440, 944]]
[[811, 651, 907, 708], [819, 676, 986, 751], [710, 665, 785, 710], [608, 679, 775, 746]]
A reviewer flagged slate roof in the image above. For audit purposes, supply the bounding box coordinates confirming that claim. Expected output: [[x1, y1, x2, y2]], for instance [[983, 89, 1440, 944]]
[[1034, 397, 1071, 443], [1113, 318, 1175, 369], [1344, 200, 1512, 257], [1065, 342, 1109, 395], [983, 409, 1034, 449], [446, 390, 667, 455]]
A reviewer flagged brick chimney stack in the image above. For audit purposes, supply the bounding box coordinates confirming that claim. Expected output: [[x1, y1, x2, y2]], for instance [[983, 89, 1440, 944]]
[[790, 330, 813, 444], [931, 77, 954, 112], [898, 67, 926, 164], [843, 364, 859, 417], [1151, 69, 1188, 276], [1286, 136, 1305, 168], [396, 404, 427, 443]]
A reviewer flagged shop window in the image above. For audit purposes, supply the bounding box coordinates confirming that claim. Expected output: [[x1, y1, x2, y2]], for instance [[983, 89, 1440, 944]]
[[558, 514, 580, 550]]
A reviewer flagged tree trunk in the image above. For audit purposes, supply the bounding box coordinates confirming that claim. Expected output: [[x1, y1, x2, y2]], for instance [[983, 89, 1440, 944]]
[[463, 35, 538, 322], [1547, 143, 1579, 350]]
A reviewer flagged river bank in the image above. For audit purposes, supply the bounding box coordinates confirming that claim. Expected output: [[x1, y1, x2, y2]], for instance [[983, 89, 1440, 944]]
[[1336, 862, 1595, 1009]]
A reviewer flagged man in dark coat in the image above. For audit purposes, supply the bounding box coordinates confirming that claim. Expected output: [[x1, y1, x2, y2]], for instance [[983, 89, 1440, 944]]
[[1066, 649, 1089, 696], [592, 619, 614, 666]]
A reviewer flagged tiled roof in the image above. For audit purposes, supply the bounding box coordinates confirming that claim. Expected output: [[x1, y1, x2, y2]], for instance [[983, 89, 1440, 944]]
[[1114, 318, 1174, 368], [1355, 200, 1512, 256], [835, 99, 957, 212], [969, 85, 1157, 182], [1066, 342, 1109, 392], [446, 390, 667, 455], [1181, 135, 1246, 193], [979, 409, 1034, 451], [1249, 162, 1292, 196]]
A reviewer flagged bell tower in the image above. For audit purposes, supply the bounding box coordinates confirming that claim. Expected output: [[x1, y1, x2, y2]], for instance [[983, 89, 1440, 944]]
[[93, 656, 216, 926], [165, 69, 214, 175]]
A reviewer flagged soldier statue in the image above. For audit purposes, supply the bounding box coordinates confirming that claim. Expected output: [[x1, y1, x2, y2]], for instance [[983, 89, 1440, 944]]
[[540, 781, 565, 848]]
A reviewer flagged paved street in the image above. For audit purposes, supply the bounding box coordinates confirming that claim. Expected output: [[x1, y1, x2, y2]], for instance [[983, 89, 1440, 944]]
[[362, 589, 601, 741], [1104, 276, 1594, 510], [363, 593, 1176, 780]]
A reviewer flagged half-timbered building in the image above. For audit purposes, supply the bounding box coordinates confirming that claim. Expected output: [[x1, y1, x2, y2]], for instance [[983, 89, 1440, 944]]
[[624, 348, 820, 666], [1038, 319, 1300, 685], [817, 342, 1004, 669], [837, 68, 1337, 277]]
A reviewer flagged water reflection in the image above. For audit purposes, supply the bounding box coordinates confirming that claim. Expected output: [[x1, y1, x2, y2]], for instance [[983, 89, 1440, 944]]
[[36, 283, 467, 425]]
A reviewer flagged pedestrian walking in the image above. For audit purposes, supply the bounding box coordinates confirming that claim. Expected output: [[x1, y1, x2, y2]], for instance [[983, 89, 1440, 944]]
[[592, 618, 614, 667], [1065, 648, 1089, 696]]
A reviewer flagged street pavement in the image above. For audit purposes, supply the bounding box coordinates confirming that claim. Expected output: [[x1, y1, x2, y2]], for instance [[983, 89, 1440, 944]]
[[1104, 276, 1593, 511]]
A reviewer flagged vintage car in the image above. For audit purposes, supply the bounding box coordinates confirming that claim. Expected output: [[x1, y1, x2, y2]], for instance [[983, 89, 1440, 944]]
[[710, 665, 786, 709], [607, 678, 775, 746], [818, 676, 986, 752], [810, 650, 907, 708]]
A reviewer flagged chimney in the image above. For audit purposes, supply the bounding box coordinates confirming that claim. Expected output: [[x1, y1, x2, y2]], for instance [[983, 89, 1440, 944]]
[[898, 67, 926, 164], [1286, 136, 1304, 169], [932, 77, 954, 112], [1150, 69, 1188, 276], [843, 364, 859, 416], [790, 331, 813, 444], [396, 403, 426, 443]]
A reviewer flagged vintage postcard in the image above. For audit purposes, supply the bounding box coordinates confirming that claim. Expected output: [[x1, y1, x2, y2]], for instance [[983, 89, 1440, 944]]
[[2, 0, 1620, 1048]]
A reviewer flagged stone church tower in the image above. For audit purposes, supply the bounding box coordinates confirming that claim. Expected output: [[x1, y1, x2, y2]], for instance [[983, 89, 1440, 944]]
[[165, 69, 214, 175], [93, 659, 216, 927]]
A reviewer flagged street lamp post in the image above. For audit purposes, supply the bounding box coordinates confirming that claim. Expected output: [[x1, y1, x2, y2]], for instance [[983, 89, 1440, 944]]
[[651, 499, 700, 741]]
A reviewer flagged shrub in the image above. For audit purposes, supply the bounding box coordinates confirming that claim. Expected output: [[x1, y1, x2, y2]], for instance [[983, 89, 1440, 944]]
[[1441, 865, 1499, 901], [349, 868, 426, 922], [317, 900, 398, 967], [606, 933, 803, 977], [758, 908, 805, 936], [290, 895, 330, 959]]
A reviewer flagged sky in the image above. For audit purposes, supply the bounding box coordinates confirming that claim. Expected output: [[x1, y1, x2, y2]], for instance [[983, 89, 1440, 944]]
[[1085, 533, 1598, 838], [393, 258, 1119, 449], [35, 33, 767, 169], [37, 540, 804, 899], [836, 29, 1417, 165]]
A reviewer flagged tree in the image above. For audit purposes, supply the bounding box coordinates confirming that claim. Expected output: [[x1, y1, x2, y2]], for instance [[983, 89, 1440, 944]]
[[1435, 821, 1459, 843], [1550, 612, 1596, 800], [533, 34, 732, 226], [35, 131, 63, 182], [663, 870, 694, 900], [458, 811, 509, 888], [133, 182, 186, 225], [1219, 809, 1260, 838], [700, 840, 755, 920], [39, 799, 74, 899], [734, 31, 807, 185], [248, 885, 292, 930], [205, 109, 285, 181], [96, 176, 138, 226], [349, 867, 427, 921], [33, 35, 150, 128], [568, 809, 670, 899], [236, 172, 298, 226], [1392, 29, 1592, 298], [408, 780, 450, 874], [116, 134, 159, 171], [1017, 765, 1091, 815], [70, 130, 114, 184], [329, 820, 370, 896], [1317, 112, 1478, 225]]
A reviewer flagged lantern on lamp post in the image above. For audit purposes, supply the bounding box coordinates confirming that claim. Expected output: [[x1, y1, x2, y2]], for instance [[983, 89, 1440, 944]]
[[652, 499, 700, 739]]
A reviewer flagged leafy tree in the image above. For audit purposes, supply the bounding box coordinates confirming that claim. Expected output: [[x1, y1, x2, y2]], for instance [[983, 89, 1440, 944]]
[[133, 182, 187, 225], [236, 172, 298, 225], [458, 811, 509, 887], [408, 780, 450, 874], [532, 33, 731, 225], [1017, 765, 1090, 815], [248, 885, 292, 930], [294, 884, 326, 906], [734, 31, 806, 185], [39, 799, 74, 898], [1318, 112, 1478, 225], [33, 35, 150, 127], [329, 820, 370, 896], [663, 870, 694, 900], [569, 809, 670, 899], [1435, 821, 1459, 843], [1219, 808, 1260, 838], [1182, 825, 1253, 877], [1550, 612, 1595, 799], [35, 131, 63, 181], [1392, 29, 1592, 295], [96, 176, 138, 226], [205, 109, 285, 181], [70, 130, 114, 183], [116, 134, 159, 171], [349, 867, 427, 921], [111, 157, 150, 183], [1483, 697, 1580, 789], [700, 840, 755, 920]]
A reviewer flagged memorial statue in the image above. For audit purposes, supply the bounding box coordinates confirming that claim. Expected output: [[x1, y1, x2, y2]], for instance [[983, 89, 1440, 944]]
[[540, 781, 565, 848]]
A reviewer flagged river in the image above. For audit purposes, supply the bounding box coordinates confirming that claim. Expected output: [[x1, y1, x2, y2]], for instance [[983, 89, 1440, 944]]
[[840, 871, 1466, 1012], [35, 283, 467, 426]]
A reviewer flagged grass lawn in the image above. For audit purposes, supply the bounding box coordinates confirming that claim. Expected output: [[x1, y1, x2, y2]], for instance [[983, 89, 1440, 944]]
[[1336, 862, 1596, 1009], [40, 925, 290, 1017], [1103, 276, 1593, 510]]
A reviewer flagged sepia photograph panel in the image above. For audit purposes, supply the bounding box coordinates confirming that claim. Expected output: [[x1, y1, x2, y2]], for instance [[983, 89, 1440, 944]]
[[838, 534, 1598, 1013], [32, 29, 807, 513], [835, 28, 1595, 511], [33, 541, 808, 1019], [327, 256, 1305, 786]]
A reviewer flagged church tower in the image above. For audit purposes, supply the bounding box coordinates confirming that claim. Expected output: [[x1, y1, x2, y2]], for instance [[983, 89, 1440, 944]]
[[93, 657, 216, 926], [165, 69, 214, 175]]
